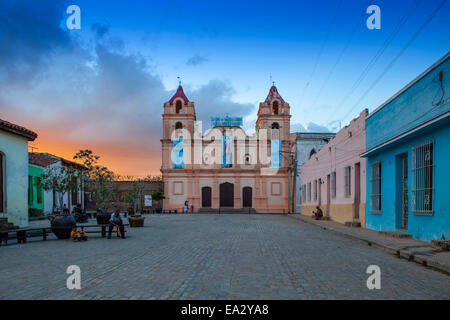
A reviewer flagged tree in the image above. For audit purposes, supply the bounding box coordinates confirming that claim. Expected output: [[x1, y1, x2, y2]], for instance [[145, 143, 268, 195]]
[[123, 178, 148, 214], [73, 149, 117, 211], [41, 166, 80, 213], [151, 190, 165, 211]]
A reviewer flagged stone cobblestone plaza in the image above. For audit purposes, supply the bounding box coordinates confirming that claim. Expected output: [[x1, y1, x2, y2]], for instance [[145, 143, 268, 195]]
[[1, 214, 448, 300]]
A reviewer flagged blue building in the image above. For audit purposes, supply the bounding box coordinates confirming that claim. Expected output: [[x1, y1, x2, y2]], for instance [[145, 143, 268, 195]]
[[362, 52, 450, 241]]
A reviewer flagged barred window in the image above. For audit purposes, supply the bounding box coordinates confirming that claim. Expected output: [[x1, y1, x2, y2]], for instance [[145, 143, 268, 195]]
[[344, 166, 351, 198], [36, 177, 43, 204], [28, 176, 33, 205], [313, 180, 317, 201], [370, 161, 381, 212], [331, 171, 336, 198], [302, 184, 306, 203], [307, 182, 311, 202], [412, 140, 434, 214]]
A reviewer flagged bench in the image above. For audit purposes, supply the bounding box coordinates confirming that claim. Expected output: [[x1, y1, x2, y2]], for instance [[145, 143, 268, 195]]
[[77, 224, 129, 238], [0, 227, 53, 246], [0, 223, 130, 246]]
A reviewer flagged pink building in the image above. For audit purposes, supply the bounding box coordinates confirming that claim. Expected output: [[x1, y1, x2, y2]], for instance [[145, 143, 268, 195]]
[[300, 109, 368, 227], [160, 85, 295, 213]]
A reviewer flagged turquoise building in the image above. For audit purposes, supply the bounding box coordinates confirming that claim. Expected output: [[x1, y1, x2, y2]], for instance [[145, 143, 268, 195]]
[[363, 53, 450, 241]]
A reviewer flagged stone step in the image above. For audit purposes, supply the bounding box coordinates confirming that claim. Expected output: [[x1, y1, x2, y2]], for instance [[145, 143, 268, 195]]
[[378, 231, 412, 238], [198, 208, 256, 214], [345, 221, 361, 228], [430, 240, 450, 251]]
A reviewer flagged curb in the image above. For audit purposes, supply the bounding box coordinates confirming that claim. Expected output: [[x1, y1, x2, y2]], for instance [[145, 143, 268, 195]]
[[289, 215, 450, 275]]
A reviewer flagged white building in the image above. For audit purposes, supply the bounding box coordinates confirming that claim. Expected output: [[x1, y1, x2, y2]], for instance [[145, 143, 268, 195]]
[[29, 153, 85, 214], [294, 132, 336, 213], [0, 118, 37, 227]]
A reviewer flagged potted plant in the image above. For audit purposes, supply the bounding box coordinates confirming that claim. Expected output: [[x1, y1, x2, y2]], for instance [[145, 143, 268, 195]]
[[41, 166, 80, 239], [151, 190, 165, 213], [124, 179, 146, 227]]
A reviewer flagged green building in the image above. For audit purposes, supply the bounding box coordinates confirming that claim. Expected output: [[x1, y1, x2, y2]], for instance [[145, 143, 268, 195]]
[[28, 164, 44, 215]]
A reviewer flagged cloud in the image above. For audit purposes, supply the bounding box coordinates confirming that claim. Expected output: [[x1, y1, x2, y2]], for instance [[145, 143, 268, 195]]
[[290, 122, 332, 133], [306, 122, 331, 133], [290, 123, 307, 132], [186, 55, 208, 66], [0, 2, 254, 176], [188, 80, 256, 131], [0, 0, 71, 86], [91, 23, 110, 39]]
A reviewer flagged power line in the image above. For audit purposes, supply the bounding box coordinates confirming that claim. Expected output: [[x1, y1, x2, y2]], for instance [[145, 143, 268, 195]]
[[342, 0, 449, 123], [311, 0, 373, 111], [298, 0, 343, 109], [326, 0, 421, 123]]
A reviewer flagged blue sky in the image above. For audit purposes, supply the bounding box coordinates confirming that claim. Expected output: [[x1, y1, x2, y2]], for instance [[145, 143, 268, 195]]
[[74, 0, 449, 126], [1, 0, 449, 175]]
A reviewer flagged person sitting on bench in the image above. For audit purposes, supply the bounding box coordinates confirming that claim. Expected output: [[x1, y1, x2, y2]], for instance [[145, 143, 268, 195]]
[[312, 206, 323, 220], [108, 210, 125, 239]]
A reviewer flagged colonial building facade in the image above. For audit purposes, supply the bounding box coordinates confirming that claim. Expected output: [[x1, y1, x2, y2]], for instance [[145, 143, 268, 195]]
[[301, 109, 367, 227], [363, 52, 450, 241], [161, 85, 294, 213]]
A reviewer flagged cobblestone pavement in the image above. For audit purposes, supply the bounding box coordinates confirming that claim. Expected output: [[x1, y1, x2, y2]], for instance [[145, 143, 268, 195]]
[[0, 214, 449, 299]]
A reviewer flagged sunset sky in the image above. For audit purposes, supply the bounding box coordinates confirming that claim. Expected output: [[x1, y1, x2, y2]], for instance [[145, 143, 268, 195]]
[[1, 0, 449, 177]]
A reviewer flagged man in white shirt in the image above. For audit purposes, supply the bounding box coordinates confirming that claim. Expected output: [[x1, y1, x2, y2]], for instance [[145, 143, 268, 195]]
[[108, 210, 125, 239]]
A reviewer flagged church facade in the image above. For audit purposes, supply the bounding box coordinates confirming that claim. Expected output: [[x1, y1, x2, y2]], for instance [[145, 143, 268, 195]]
[[160, 85, 294, 213]]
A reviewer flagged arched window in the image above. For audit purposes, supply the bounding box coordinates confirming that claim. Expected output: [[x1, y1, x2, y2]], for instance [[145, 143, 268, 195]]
[[175, 100, 183, 114], [271, 122, 280, 140], [309, 149, 316, 158], [272, 101, 279, 115], [175, 122, 183, 138]]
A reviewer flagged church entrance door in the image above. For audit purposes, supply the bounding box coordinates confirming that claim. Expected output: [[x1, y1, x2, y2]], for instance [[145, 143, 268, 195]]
[[242, 187, 252, 207], [201, 187, 212, 207], [219, 182, 234, 207]]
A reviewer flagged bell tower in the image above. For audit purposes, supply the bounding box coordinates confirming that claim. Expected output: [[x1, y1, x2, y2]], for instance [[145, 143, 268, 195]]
[[161, 84, 196, 170], [256, 85, 291, 168]]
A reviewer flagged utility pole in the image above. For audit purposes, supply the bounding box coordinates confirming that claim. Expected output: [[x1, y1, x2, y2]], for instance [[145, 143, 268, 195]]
[[291, 158, 297, 214], [280, 150, 296, 214]]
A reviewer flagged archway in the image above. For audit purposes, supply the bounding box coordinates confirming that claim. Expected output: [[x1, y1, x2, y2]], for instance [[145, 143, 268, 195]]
[[242, 187, 252, 207], [219, 182, 234, 207], [201, 186, 212, 208]]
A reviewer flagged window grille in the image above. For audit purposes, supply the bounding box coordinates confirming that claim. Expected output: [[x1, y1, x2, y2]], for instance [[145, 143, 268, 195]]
[[313, 180, 317, 201], [331, 171, 336, 198], [412, 140, 434, 214], [370, 161, 381, 212], [302, 184, 306, 203], [307, 182, 311, 202], [344, 166, 351, 197]]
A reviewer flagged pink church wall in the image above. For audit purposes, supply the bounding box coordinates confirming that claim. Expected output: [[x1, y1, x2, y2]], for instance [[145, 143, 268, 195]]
[[300, 109, 368, 226]]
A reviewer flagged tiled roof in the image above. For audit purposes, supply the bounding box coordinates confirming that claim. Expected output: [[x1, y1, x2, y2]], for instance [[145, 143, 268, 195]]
[[29, 152, 85, 170], [0, 118, 37, 141], [265, 85, 285, 104], [169, 85, 189, 105]]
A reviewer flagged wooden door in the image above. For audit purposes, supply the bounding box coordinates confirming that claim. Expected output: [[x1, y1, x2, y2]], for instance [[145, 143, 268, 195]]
[[202, 187, 212, 207], [242, 187, 252, 207], [220, 182, 234, 207]]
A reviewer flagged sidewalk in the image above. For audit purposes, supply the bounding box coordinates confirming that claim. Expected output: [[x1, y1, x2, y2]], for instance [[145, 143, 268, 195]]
[[289, 214, 450, 275]]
